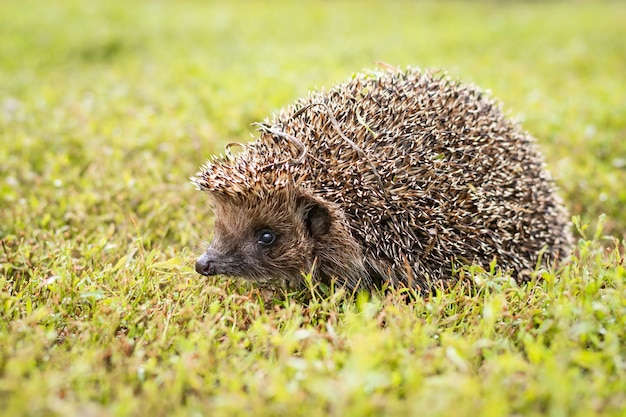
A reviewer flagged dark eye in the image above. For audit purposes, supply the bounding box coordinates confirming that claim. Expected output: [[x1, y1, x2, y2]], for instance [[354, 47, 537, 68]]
[[258, 230, 276, 245]]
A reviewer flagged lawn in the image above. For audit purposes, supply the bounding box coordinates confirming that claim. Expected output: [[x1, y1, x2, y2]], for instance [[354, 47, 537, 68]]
[[1, 1, 625, 416]]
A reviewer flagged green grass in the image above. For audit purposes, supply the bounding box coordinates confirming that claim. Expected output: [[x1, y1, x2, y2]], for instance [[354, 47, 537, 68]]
[[1, 0, 625, 416]]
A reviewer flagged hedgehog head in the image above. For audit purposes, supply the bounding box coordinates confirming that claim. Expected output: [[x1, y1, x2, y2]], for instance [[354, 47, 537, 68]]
[[192, 147, 368, 290]]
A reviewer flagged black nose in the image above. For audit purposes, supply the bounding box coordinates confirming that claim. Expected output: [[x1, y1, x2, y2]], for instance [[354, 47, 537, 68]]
[[195, 251, 217, 276]]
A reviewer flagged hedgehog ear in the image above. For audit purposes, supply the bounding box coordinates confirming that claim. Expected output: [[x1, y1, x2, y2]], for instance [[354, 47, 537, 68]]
[[298, 196, 331, 238]]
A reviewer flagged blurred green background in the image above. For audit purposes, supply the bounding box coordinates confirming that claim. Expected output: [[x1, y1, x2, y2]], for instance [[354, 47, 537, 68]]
[[2, 1, 625, 252]]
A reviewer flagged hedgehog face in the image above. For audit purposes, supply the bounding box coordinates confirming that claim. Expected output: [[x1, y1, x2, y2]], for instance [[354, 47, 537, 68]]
[[195, 191, 333, 288]]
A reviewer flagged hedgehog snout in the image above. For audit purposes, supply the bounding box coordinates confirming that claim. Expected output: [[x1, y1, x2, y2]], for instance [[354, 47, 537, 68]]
[[196, 249, 219, 276]]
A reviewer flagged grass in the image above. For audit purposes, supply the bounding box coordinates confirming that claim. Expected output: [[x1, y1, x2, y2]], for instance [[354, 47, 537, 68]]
[[1, 0, 625, 415]]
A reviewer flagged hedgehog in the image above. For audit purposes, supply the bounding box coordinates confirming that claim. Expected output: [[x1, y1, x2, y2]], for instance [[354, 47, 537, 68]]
[[192, 67, 572, 292]]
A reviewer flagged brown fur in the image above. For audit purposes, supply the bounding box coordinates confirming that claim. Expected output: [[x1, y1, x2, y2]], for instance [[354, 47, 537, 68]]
[[201, 189, 369, 290]]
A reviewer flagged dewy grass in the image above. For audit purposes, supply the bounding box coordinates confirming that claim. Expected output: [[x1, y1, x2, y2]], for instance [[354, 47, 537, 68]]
[[1, 1, 625, 416]]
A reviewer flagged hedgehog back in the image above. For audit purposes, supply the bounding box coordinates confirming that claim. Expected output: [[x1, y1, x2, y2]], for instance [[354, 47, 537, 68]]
[[251, 69, 571, 286]]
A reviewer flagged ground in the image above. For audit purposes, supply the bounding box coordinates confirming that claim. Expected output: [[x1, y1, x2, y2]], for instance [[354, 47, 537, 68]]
[[1, 1, 625, 416]]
